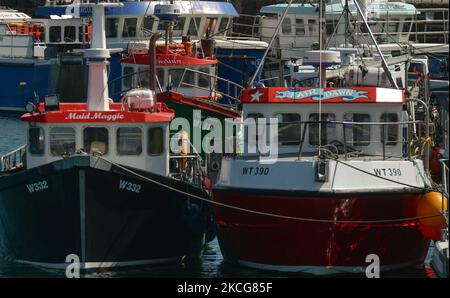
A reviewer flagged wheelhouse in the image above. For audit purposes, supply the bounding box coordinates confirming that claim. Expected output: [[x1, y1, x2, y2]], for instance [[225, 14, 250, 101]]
[[22, 102, 173, 176], [240, 87, 409, 158], [259, 1, 417, 55]]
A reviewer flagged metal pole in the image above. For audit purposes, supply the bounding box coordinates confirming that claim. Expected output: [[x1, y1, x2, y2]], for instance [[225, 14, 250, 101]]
[[352, 0, 399, 89], [407, 98, 430, 173], [248, 0, 293, 87]]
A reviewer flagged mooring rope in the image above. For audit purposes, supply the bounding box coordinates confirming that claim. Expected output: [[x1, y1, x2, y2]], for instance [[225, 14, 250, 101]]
[[96, 156, 444, 225]]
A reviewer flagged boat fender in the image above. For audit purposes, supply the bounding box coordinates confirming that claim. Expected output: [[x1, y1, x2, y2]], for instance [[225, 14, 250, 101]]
[[418, 192, 448, 240]]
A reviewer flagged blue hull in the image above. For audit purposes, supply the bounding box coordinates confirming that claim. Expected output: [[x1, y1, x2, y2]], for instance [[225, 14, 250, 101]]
[[0, 59, 59, 111]]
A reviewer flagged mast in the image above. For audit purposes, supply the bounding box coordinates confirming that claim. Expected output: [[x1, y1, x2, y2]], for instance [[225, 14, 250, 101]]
[[319, 0, 327, 88], [83, 1, 123, 111]]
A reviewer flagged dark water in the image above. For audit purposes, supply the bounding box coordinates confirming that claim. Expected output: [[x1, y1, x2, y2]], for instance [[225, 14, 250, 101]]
[[0, 113, 435, 278]]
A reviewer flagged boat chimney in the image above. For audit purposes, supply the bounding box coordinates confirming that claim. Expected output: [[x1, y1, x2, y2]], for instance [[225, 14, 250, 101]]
[[82, 1, 123, 111], [148, 32, 162, 92]]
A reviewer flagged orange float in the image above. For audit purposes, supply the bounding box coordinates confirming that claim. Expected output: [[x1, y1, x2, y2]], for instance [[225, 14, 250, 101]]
[[417, 192, 448, 240]]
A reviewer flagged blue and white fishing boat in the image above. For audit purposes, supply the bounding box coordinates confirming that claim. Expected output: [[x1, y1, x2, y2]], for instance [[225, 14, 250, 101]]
[[33, 0, 268, 102], [0, 7, 59, 111]]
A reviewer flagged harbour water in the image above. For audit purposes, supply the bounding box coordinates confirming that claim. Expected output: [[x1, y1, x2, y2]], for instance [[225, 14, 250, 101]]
[[0, 113, 437, 278]]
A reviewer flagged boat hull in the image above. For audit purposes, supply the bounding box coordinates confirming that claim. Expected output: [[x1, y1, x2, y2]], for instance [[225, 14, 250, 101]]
[[212, 189, 430, 275], [0, 156, 209, 270]]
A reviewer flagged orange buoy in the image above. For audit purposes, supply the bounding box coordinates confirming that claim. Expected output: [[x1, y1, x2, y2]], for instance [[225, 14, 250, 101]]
[[417, 192, 448, 240]]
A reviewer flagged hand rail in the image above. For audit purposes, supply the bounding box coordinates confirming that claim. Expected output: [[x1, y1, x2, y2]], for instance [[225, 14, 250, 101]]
[[0, 145, 27, 173]]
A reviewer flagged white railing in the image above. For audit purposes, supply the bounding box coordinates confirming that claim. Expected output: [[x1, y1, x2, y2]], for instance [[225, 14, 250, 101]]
[[0, 145, 27, 173], [46, 0, 121, 6]]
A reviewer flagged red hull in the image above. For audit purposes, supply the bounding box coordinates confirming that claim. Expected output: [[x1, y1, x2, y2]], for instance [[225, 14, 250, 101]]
[[212, 190, 430, 274]]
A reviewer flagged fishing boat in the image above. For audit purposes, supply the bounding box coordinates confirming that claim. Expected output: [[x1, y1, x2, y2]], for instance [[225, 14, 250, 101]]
[[211, 1, 447, 275], [116, 4, 241, 161], [34, 0, 268, 103], [0, 1, 212, 270], [0, 7, 59, 111]]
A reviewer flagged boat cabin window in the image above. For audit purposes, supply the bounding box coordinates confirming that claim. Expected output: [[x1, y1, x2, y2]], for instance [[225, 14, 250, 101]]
[[205, 18, 218, 36], [156, 68, 165, 89], [380, 113, 399, 146], [28, 127, 45, 155], [142, 16, 155, 35], [388, 19, 399, 34], [123, 18, 137, 38], [49, 26, 61, 42], [402, 18, 412, 33], [344, 113, 371, 147], [138, 67, 150, 88], [198, 67, 211, 88], [281, 17, 292, 34], [308, 113, 336, 146], [326, 20, 336, 36], [83, 127, 109, 155], [183, 69, 195, 86], [218, 17, 229, 35], [188, 17, 202, 36], [123, 66, 134, 89], [276, 113, 301, 146], [39, 26, 46, 43], [174, 17, 186, 32], [148, 127, 164, 155], [50, 127, 76, 156], [246, 113, 265, 147], [308, 19, 317, 35], [295, 19, 305, 36], [64, 26, 76, 42], [169, 69, 185, 88], [106, 18, 119, 38], [117, 127, 142, 155]]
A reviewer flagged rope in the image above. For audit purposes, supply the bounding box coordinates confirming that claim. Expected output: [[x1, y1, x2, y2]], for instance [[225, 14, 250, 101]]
[[96, 155, 444, 225]]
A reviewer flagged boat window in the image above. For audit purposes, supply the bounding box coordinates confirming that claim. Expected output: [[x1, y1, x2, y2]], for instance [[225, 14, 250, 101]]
[[402, 18, 412, 33], [276, 113, 301, 146], [295, 19, 305, 36], [39, 26, 46, 43], [169, 69, 185, 88], [380, 113, 399, 146], [343, 113, 371, 147], [308, 113, 337, 146], [282, 17, 292, 34], [78, 26, 84, 42], [28, 127, 45, 155], [64, 26, 76, 42], [188, 17, 202, 36], [148, 127, 164, 155], [106, 18, 119, 38], [218, 17, 229, 35], [50, 127, 76, 156], [326, 20, 336, 36], [117, 127, 142, 155], [49, 26, 61, 42], [205, 18, 218, 36], [156, 68, 165, 89], [246, 113, 265, 149], [83, 127, 109, 155], [308, 19, 317, 35], [138, 67, 150, 88], [143, 16, 155, 35], [174, 17, 186, 33], [198, 67, 211, 88], [183, 68, 195, 87], [389, 19, 399, 33], [123, 18, 137, 38], [123, 66, 134, 90]]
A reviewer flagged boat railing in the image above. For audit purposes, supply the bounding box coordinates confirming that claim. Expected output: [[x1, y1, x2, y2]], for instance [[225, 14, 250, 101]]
[[232, 8, 449, 44], [178, 68, 243, 108], [169, 135, 204, 187], [0, 145, 27, 173], [236, 119, 430, 164], [439, 158, 449, 226]]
